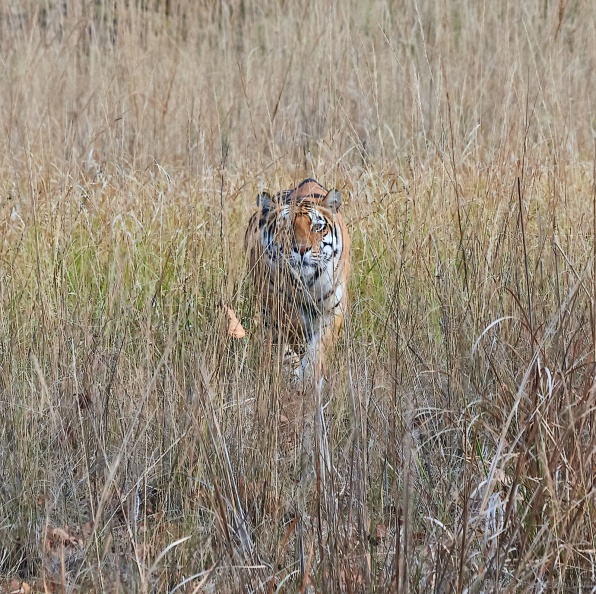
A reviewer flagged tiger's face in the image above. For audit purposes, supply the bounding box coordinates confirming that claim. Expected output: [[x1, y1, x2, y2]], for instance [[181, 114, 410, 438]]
[[257, 189, 343, 286]]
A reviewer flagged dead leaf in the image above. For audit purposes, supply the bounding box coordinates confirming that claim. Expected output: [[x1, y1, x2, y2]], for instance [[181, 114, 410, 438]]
[[375, 523, 387, 541], [76, 389, 92, 410], [47, 527, 82, 548], [226, 307, 246, 339], [81, 521, 93, 538], [9, 580, 31, 594]]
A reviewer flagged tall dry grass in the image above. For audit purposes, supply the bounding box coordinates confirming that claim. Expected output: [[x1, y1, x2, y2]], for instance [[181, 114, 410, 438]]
[[0, 0, 595, 592]]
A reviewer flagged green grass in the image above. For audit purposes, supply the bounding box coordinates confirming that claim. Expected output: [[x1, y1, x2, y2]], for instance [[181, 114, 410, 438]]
[[1, 1, 596, 592]]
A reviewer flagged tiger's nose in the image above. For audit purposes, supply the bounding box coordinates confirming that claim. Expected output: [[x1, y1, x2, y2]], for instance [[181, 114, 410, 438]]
[[297, 245, 310, 255]]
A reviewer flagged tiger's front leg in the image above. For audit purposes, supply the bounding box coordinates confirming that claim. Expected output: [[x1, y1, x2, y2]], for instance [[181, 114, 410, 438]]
[[292, 312, 344, 386], [292, 340, 322, 385]]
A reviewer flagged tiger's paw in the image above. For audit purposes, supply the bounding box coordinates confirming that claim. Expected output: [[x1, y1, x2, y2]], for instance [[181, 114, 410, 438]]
[[288, 341, 325, 389], [290, 356, 318, 390], [282, 345, 301, 367]]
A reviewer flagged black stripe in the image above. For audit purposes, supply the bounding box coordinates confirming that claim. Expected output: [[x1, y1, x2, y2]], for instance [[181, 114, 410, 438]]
[[320, 284, 338, 302], [278, 190, 294, 204], [321, 234, 339, 258], [298, 178, 323, 189], [307, 268, 321, 287], [331, 226, 341, 255], [328, 298, 342, 311]]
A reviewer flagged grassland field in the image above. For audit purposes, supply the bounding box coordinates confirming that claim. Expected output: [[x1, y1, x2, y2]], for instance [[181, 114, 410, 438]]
[[0, 1, 596, 592]]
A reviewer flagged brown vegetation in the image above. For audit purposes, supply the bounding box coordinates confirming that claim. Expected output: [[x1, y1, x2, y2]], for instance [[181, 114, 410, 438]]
[[0, 0, 595, 592]]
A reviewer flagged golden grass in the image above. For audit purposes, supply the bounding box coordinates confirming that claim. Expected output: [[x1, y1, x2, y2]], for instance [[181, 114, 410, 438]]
[[0, 0, 595, 592]]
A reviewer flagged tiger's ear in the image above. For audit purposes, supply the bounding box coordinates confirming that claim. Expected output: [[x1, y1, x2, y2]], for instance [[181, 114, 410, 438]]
[[322, 189, 342, 212], [256, 191, 272, 212]]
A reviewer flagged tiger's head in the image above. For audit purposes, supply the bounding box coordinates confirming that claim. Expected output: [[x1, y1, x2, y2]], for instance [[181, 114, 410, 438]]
[[256, 179, 344, 284]]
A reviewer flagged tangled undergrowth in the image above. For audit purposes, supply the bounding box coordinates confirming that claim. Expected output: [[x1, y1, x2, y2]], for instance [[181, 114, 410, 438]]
[[1, 1, 595, 592]]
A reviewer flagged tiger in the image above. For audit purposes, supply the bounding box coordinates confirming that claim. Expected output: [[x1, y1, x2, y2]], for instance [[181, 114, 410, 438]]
[[245, 178, 350, 383]]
